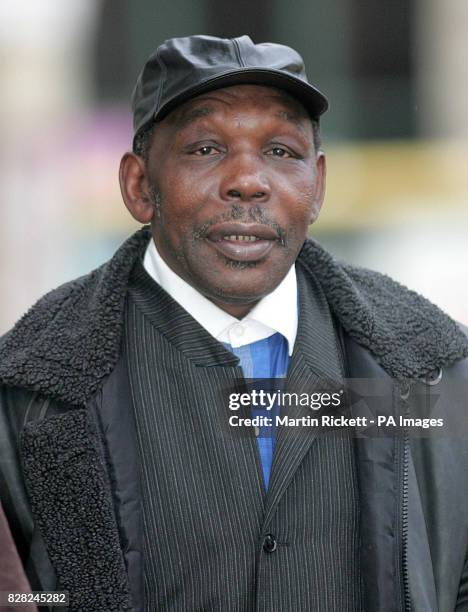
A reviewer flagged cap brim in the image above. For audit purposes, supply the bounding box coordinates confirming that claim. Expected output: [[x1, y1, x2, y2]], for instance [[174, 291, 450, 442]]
[[154, 68, 329, 123]]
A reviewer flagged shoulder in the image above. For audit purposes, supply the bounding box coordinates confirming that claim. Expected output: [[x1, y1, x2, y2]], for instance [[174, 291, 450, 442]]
[[297, 239, 468, 381], [0, 271, 97, 347], [0, 227, 151, 406], [457, 321, 468, 339]]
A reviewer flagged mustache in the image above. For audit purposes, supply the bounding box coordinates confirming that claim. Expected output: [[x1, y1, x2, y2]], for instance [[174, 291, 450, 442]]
[[192, 204, 287, 246]]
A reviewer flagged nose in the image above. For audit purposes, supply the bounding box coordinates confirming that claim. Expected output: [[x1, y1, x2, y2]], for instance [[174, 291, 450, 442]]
[[219, 153, 270, 203]]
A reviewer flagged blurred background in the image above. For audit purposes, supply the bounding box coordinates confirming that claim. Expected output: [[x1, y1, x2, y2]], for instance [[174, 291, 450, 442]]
[[0, 0, 467, 333]]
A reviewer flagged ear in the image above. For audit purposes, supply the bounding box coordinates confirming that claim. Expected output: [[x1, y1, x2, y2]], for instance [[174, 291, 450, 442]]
[[119, 152, 155, 224], [309, 152, 326, 224]]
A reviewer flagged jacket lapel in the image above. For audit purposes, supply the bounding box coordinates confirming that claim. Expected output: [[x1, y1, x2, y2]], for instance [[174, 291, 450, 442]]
[[19, 409, 132, 611], [263, 262, 344, 527]]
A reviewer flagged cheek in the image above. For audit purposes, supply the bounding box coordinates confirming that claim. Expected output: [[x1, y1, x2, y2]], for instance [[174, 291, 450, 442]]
[[156, 180, 197, 227], [159, 167, 214, 219], [280, 180, 318, 227], [156, 193, 207, 252]]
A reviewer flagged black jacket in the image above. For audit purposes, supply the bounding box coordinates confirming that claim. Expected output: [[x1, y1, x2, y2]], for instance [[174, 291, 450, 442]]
[[1, 227, 468, 611]]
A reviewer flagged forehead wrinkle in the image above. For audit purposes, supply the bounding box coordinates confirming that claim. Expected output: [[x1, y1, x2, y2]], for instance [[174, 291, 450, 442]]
[[171, 105, 216, 130], [164, 90, 312, 145], [274, 110, 308, 135]]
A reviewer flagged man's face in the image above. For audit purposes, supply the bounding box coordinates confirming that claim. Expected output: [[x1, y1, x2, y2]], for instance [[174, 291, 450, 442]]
[[141, 84, 325, 315]]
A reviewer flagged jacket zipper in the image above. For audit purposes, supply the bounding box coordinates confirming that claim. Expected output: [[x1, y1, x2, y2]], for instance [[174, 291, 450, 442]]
[[401, 430, 411, 612], [397, 384, 411, 612]]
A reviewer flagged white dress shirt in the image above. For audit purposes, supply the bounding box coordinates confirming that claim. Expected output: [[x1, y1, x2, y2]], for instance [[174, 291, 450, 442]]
[[143, 239, 298, 356]]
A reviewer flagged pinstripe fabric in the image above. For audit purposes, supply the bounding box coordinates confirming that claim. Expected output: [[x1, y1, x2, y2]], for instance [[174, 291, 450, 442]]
[[125, 258, 362, 611], [256, 432, 362, 611]]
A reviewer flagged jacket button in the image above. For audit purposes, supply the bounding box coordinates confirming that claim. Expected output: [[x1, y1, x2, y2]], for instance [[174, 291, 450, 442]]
[[424, 367, 443, 386], [263, 534, 277, 553]]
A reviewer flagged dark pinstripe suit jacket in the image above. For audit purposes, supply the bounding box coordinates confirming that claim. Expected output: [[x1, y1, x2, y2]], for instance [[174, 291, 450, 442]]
[[123, 256, 361, 611]]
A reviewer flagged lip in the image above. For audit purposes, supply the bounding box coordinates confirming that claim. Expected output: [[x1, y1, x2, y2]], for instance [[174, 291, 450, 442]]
[[206, 222, 278, 262]]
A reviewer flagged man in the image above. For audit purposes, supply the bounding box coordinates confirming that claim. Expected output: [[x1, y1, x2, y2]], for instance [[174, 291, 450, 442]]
[[0, 34, 467, 612]]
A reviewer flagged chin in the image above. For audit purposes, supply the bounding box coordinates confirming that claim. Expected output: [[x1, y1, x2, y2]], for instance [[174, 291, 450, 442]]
[[203, 272, 281, 304], [185, 252, 292, 302]]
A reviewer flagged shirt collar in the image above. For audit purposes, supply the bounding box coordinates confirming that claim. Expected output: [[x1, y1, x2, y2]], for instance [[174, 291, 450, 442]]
[[143, 238, 298, 356]]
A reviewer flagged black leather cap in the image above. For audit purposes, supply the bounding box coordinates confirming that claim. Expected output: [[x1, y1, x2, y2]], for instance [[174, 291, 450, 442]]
[[132, 34, 329, 147]]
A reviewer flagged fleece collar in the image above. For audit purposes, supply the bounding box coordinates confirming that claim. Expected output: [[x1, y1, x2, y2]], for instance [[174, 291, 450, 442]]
[[1, 227, 467, 406]]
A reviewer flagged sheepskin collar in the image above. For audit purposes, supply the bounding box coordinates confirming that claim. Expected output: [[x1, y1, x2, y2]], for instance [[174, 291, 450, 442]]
[[1, 226, 467, 406]]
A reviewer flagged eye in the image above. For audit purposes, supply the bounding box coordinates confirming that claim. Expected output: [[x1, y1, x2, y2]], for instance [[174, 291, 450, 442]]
[[194, 145, 218, 156], [267, 146, 292, 158]]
